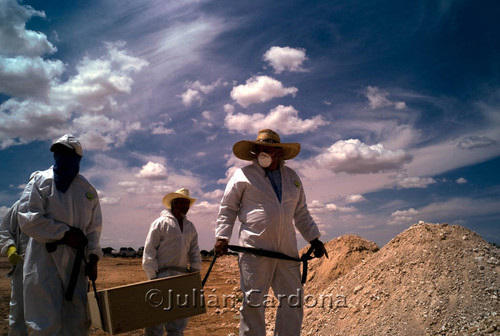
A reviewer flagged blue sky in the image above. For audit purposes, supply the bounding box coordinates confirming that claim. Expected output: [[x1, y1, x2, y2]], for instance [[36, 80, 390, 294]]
[[1, 0, 499, 250]]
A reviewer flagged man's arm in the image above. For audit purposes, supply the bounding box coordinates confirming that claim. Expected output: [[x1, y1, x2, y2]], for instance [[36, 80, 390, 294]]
[[0, 201, 19, 255], [189, 228, 202, 272], [142, 220, 161, 280], [17, 174, 68, 243], [214, 170, 245, 256]]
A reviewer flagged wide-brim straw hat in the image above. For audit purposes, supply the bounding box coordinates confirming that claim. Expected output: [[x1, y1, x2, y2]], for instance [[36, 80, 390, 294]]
[[162, 188, 197, 209], [233, 129, 301, 161]]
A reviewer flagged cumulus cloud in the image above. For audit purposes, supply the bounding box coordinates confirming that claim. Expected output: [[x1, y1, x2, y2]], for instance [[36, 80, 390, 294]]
[[150, 121, 174, 135], [100, 196, 121, 205], [262, 46, 308, 73], [136, 161, 168, 180], [345, 194, 367, 204], [316, 139, 413, 174], [394, 176, 437, 189], [52, 42, 148, 110], [458, 135, 497, 150], [388, 208, 420, 225], [365, 86, 407, 110], [225, 104, 328, 135], [0, 56, 64, 98], [202, 189, 224, 200], [0, 0, 56, 57], [308, 200, 355, 214], [456, 177, 467, 184], [0, 1, 64, 98], [180, 79, 225, 106], [0, 41, 148, 149], [230, 76, 298, 108]]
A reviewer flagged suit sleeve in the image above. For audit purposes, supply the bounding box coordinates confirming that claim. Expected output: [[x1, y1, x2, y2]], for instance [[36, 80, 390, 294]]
[[215, 169, 245, 241], [142, 220, 161, 280], [293, 175, 321, 242], [17, 175, 68, 243]]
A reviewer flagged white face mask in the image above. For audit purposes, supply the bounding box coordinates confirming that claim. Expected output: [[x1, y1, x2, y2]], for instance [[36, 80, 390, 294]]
[[257, 152, 272, 168]]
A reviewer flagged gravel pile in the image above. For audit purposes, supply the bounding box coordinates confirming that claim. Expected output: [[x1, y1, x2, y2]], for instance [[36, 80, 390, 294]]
[[301, 223, 499, 336]]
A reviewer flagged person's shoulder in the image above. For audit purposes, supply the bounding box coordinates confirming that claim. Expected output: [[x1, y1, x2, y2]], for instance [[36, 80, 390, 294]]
[[74, 174, 97, 190], [282, 165, 298, 175], [31, 168, 54, 184], [185, 218, 198, 231]]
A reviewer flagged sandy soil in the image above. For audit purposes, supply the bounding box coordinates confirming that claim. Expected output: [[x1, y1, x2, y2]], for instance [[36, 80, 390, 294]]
[[0, 255, 241, 336], [1, 223, 499, 335]]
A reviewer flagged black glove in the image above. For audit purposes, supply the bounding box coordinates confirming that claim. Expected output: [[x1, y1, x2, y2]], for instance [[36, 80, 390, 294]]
[[62, 227, 88, 249], [310, 238, 329, 259], [85, 254, 99, 281]]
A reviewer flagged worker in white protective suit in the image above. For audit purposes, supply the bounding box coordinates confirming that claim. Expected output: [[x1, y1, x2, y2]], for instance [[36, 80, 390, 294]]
[[214, 129, 328, 336], [142, 188, 201, 336], [17, 133, 102, 336], [0, 199, 30, 336]]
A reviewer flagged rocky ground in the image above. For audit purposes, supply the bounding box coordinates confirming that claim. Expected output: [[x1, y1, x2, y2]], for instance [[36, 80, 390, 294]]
[[301, 223, 500, 336], [0, 222, 498, 335]]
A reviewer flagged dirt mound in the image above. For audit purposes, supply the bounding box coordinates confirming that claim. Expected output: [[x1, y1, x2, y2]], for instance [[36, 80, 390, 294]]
[[263, 235, 380, 334], [302, 223, 500, 336], [303, 235, 379, 293]]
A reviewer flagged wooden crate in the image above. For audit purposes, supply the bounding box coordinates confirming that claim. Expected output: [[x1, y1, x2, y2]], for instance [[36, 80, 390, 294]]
[[87, 272, 206, 334]]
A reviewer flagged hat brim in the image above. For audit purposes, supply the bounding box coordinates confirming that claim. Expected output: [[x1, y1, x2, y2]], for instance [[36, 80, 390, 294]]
[[162, 193, 197, 209], [233, 140, 301, 161], [50, 143, 82, 157]]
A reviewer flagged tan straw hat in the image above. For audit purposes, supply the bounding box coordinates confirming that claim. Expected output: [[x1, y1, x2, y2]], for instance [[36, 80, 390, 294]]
[[232, 129, 301, 161], [162, 188, 197, 209]]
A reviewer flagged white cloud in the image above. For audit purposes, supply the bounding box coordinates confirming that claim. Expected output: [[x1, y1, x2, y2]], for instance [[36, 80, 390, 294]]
[[262, 46, 308, 74], [456, 177, 467, 184], [136, 161, 168, 180], [74, 115, 141, 151], [387, 197, 500, 227], [0, 1, 64, 99], [345, 194, 367, 204], [181, 88, 202, 106], [225, 104, 328, 135], [458, 135, 497, 150], [52, 42, 148, 110], [316, 139, 413, 174], [366, 86, 407, 110], [388, 208, 420, 225], [202, 189, 224, 201], [0, 0, 56, 57], [100, 196, 121, 205], [0, 56, 64, 98], [202, 110, 213, 121], [309, 200, 355, 214], [0, 42, 148, 150], [150, 121, 174, 135], [418, 198, 500, 219], [230, 76, 298, 108], [394, 176, 437, 189], [180, 79, 225, 106]]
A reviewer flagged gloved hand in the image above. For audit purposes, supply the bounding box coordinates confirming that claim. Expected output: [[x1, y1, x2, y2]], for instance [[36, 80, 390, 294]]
[[62, 227, 88, 249], [214, 239, 228, 257], [7, 246, 23, 265], [309, 238, 329, 259], [85, 254, 99, 281]]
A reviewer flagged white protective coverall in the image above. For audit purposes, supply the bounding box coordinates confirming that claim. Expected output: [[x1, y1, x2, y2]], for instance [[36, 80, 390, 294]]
[[142, 209, 201, 336], [215, 160, 320, 336], [0, 200, 30, 336], [17, 168, 103, 336]]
